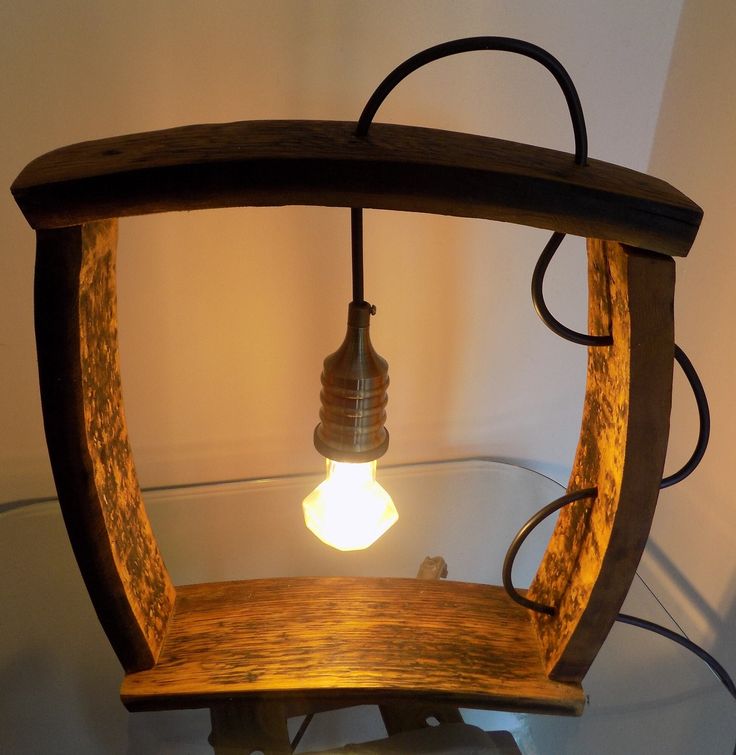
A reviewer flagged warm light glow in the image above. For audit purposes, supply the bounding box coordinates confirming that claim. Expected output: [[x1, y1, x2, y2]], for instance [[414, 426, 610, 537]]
[[302, 459, 398, 551]]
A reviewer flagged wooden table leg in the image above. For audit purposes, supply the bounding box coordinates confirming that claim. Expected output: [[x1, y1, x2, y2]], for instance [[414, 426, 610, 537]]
[[209, 700, 291, 755]]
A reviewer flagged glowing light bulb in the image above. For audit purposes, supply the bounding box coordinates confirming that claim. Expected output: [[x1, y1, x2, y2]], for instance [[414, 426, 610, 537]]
[[302, 459, 398, 551]]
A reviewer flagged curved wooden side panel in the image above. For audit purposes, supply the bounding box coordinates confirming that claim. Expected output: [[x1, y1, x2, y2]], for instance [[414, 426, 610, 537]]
[[528, 239, 675, 681], [34, 220, 175, 672]]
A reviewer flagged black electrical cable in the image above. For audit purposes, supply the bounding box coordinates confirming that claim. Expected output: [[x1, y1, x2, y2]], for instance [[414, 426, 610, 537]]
[[355, 36, 588, 163], [616, 613, 736, 755], [660, 344, 710, 488], [351, 207, 364, 304], [290, 713, 314, 752], [531, 231, 612, 347], [532, 240, 710, 488], [503, 492, 736, 753], [502, 487, 597, 615], [616, 613, 736, 700], [350, 36, 589, 308]]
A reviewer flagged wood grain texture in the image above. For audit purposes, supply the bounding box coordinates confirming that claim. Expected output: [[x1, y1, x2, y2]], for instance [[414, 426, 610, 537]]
[[380, 555, 461, 735], [12, 120, 701, 256], [120, 577, 584, 715], [528, 240, 675, 681], [34, 221, 175, 672]]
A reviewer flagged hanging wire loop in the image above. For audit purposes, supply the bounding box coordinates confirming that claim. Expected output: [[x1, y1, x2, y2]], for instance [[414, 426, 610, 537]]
[[660, 344, 710, 488], [502, 487, 598, 615], [355, 36, 588, 165], [350, 36, 589, 306], [532, 237, 709, 484], [531, 232, 613, 347]]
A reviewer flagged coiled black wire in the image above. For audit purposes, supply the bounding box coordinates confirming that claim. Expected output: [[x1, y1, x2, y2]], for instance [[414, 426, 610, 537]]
[[531, 231, 612, 346], [502, 487, 597, 615], [503, 490, 736, 754], [661, 345, 711, 488], [532, 234, 710, 488]]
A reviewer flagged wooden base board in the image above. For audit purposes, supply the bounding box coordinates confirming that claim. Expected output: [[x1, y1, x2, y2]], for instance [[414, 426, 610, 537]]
[[121, 576, 583, 716]]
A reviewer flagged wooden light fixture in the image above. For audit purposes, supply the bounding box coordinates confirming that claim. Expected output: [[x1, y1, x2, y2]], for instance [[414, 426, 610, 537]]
[[11, 37, 703, 753]]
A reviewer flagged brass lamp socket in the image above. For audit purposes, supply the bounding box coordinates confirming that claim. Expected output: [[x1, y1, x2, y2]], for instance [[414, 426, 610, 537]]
[[314, 301, 389, 463]]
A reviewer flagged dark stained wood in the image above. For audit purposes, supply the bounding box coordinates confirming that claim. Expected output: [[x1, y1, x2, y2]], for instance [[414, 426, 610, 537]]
[[528, 240, 675, 681], [12, 120, 701, 256], [120, 577, 585, 715], [209, 700, 291, 755], [34, 221, 175, 672], [380, 702, 463, 737]]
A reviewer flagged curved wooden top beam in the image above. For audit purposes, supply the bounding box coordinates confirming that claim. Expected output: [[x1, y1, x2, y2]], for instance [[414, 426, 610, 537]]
[[12, 120, 700, 256]]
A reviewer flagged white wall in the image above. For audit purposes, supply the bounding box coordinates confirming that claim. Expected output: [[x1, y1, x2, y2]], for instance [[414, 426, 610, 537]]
[[644, 0, 736, 643], [11, 1, 736, 754], [639, 0, 736, 742]]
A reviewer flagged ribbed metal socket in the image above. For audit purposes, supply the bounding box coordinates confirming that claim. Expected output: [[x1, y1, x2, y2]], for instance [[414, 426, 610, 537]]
[[314, 301, 389, 462]]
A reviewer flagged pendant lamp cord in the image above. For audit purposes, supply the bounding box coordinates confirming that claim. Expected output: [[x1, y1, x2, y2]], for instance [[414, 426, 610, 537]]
[[351, 35, 709, 487], [351, 208, 364, 304], [350, 35, 589, 305]]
